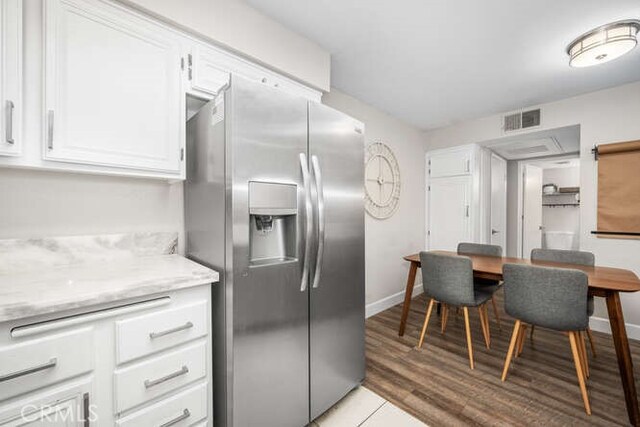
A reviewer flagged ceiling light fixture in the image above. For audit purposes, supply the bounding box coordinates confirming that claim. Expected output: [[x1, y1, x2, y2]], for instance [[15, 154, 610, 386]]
[[567, 20, 640, 67]]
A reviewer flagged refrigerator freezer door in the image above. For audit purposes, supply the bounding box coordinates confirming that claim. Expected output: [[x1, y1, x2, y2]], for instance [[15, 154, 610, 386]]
[[308, 102, 366, 420], [229, 78, 311, 427]]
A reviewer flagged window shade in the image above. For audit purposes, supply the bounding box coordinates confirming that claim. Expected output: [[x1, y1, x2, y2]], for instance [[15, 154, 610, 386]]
[[597, 140, 640, 235]]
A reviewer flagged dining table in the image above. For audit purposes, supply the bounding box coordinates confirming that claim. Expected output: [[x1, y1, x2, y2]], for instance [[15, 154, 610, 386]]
[[399, 250, 640, 426]]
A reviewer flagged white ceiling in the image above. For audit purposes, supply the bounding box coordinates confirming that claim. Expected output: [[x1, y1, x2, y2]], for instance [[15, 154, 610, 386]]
[[245, 0, 640, 130]]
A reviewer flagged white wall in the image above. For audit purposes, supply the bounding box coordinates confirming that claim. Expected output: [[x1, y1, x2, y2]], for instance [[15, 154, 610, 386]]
[[118, 0, 330, 91], [0, 169, 185, 252], [323, 90, 426, 316], [424, 80, 640, 337]]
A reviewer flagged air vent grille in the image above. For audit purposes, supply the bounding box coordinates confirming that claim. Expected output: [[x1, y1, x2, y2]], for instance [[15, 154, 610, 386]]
[[504, 113, 522, 132], [522, 109, 541, 128], [503, 109, 541, 132]]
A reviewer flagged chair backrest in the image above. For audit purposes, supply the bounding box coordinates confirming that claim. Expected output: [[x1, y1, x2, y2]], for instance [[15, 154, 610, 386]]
[[503, 263, 589, 331], [458, 242, 503, 257], [531, 248, 595, 266], [420, 252, 475, 306]]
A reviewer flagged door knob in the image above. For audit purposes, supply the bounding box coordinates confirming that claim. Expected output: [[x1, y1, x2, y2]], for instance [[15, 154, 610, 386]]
[[491, 229, 499, 235]]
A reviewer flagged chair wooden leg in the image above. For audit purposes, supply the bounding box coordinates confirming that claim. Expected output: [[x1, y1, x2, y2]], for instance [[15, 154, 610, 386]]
[[418, 298, 436, 349], [516, 324, 527, 357], [441, 304, 449, 334], [502, 320, 522, 381], [478, 304, 490, 349], [484, 304, 491, 347], [491, 295, 502, 330], [580, 331, 590, 378], [569, 331, 592, 415], [463, 307, 474, 369], [586, 327, 597, 358]]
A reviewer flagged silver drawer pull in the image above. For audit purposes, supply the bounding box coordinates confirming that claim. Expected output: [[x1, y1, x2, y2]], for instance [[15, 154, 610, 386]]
[[159, 409, 190, 427], [144, 365, 189, 389], [149, 321, 193, 339], [47, 110, 54, 149], [0, 358, 57, 383], [5, 100, 15, 144]]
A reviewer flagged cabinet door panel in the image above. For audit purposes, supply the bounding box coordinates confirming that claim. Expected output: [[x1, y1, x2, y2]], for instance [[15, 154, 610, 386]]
[[0, 378, 92, 426], [44, 0, 183, 173], [429, 149, 471, 178], [428, 176, 471, 250], [190, 45, 230, 97], [0, 0, 22, 156]]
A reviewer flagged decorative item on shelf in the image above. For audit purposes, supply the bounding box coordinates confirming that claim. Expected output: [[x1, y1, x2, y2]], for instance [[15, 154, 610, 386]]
[[542, 184, 558, 195], [364, 142, 401, 219]]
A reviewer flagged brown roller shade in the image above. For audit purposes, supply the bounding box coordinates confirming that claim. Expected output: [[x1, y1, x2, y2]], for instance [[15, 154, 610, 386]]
[[597, 140, 640, 235]]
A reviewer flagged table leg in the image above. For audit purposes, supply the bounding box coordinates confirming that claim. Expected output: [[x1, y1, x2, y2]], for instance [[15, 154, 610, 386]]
[[606, 291, 640, 426], [398, 261, 418, 336]]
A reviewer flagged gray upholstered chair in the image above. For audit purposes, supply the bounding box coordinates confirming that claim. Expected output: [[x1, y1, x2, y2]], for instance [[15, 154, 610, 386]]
[[501, 263, 591, 415], [417, 252, 496, 369], [457, 242, 503, 329], [530, 248, 596, 356]]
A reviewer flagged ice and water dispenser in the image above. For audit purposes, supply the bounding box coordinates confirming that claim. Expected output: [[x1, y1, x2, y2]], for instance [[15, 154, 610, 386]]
[[248, 181, 297, 266]]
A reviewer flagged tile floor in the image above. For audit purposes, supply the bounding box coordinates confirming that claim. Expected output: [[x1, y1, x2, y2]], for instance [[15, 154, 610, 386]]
[[311, 387, 427, 427]]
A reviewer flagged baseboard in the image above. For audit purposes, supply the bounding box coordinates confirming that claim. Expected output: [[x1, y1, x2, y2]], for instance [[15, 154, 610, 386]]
[[366, 284, 423, 319], [590, 316, 640, 341]]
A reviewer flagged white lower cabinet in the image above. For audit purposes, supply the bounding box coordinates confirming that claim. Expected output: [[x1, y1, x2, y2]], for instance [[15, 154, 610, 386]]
[[0, 285, 212, 426], [116, 382, 208, 427], [0, 378, 93, 426]]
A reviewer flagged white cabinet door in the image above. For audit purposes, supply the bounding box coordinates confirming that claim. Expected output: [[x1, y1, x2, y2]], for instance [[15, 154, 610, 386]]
[[428, 176, 472, 251], [0, 379, 93, 426], [43, 0, 184, 175], [188, 45, 230, 98], [0, 0, 22, 156], [429, 148, 472, 178]]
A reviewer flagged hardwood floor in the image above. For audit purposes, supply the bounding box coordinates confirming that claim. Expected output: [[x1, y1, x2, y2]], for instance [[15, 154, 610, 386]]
[[363, 291, 640, 426]]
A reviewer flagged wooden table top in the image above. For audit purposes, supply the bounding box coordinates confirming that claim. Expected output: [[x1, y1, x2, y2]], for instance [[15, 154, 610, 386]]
[[404, 251, 640, 293]]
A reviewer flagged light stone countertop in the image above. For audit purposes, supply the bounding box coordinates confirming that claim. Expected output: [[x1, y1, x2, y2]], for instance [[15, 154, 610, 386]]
[[0, 254, 218, 323], [0, 233, 219, 323]]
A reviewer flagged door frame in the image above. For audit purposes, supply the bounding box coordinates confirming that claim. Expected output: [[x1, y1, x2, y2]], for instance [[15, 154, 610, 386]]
[[516, 153, 580, 257]]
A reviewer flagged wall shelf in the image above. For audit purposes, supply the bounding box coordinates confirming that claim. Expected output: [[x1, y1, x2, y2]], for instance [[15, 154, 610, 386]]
[[543, 203, 580, 207]]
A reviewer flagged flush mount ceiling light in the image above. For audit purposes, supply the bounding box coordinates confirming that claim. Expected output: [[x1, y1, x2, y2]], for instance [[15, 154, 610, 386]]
[[567, 20, 640, 67]]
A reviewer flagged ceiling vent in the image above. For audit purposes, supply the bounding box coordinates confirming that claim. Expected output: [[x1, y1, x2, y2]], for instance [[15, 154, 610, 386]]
[[503, 109, 541, 132]]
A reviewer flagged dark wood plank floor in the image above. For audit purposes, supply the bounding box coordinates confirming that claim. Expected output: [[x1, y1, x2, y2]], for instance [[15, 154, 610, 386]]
[[363, 290, 640, 426]]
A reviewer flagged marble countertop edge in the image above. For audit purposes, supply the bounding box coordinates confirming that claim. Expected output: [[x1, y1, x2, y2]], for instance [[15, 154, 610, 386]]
[[0, 254, 219, 324]]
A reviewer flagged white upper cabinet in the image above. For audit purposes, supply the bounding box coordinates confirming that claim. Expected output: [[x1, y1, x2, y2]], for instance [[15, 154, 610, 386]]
[[43, 0, 184, 175], [187, 44, 231, 98], [0, 0, 22, 156], [428, 147, 472, 178], [185, 42, 322, 102]]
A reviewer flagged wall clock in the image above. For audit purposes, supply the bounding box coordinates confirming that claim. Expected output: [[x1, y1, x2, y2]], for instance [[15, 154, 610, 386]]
[[364, 142, 401, 219]]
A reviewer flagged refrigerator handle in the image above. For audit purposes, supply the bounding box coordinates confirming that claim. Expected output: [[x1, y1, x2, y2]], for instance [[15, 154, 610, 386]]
[[311, 155, 325, 289], [299, 153, 313, 292]]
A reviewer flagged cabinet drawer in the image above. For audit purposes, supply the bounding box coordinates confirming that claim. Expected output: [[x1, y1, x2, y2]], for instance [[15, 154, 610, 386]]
[[0, 328, 93, 401], [116, 382, 208, 427], [114, 341, 207, 413], [116, 301, 208, 364]]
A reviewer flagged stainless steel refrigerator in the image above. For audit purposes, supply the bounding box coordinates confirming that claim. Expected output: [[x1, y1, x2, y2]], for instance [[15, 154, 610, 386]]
[[185, 76, 365, 427]]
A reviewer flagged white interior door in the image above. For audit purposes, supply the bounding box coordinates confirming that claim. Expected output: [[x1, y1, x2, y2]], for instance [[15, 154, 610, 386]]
[[490, 154, 507, 250], [428, 176, 471, 251], [522, 164, 543, 258]]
